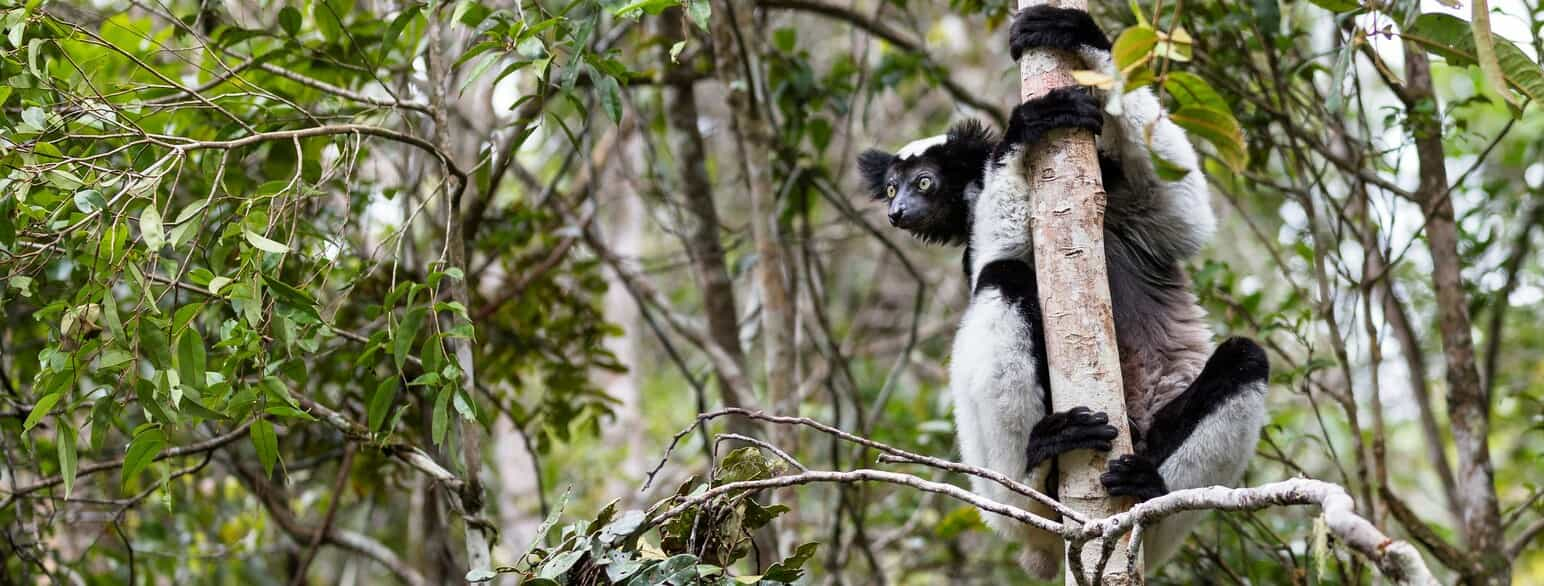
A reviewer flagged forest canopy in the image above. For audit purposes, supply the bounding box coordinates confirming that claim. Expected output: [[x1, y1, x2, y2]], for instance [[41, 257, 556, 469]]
[[0, 0, 1541, 584]]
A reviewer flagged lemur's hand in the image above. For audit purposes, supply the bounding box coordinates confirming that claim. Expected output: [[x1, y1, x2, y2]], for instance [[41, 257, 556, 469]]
[[1024, 406, 1119, 473], [1008, 6, 1111, 61], [1102, 454, 1170, 502], [1000, 87, 1103, 150]]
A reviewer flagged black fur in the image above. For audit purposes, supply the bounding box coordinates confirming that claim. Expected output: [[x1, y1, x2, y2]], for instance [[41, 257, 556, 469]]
[[1140, 337, 1269, 465], [995, 87, 1103, 162], [858, 149, 896, 200], [1101, 453, 1169, 501], [1024, 406, 1121, 473], [1008, 5, 1112, 60]]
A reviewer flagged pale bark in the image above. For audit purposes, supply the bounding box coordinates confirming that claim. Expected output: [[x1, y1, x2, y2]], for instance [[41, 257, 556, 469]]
[[426, 11, 493, 582], [1400, 41, 1507, 585], [1017, 0, 1136, 583]]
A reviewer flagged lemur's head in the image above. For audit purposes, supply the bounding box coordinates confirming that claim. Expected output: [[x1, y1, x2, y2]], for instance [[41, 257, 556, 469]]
[[858, 119, 995, 246]]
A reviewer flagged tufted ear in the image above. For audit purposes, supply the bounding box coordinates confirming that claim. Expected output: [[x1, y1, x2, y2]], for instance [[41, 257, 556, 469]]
[[857, 149, 896, 199]]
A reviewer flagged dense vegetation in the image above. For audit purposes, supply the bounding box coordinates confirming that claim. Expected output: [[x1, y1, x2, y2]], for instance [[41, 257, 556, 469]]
[[0, 0, 1540, 584]]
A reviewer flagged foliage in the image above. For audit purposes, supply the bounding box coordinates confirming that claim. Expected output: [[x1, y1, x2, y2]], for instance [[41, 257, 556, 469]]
[[0, 0, 1540, 584]]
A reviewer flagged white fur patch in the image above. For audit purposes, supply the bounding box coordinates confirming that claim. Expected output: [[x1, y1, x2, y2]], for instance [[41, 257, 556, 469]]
[[897, 134, 948, 160]]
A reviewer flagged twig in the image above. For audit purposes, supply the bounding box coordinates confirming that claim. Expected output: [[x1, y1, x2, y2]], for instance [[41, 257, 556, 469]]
[[289, 443, 357, 586], [643, 408, 1083, 522]]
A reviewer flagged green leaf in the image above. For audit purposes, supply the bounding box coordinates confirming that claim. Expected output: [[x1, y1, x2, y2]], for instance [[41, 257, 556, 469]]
[[244, 230, 289, 254], [763, 542, 819, 582], [1470, 0, 1516, 107], [140, 204, 165, 250], [1325, 40, 1355, 114], [252, 418, 278, 477], [1111, 25, 1157, 76], [1405, 13, 1544, 104], [380, 4, 423, 63], [23, 392, 62, 432], [596, 74, 623, 125], [1162, 72, 1228, 113], [432, 387, 450, 444], [368, 379, 398, 433], [1150, 151, 1192, 181], [686, 0, 710, 30], [73, 189, 106, 214], [612, 0, 679, 19], [669, 41, 686, 63], [176, 327, 207, 391], [278, 6, 302, 37], [59, 423, 78, 499], [122, 427, 165, 487], [1254, 0, 1281, 39], [1308, 0, 1361, 13], [1170, 106, 1248, 171], [773, 28, 797, 53], [394, 307, 425, 370]]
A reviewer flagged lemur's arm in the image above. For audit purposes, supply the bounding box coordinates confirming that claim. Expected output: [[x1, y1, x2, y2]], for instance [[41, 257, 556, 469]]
[[1010, 7, 1216, 263]]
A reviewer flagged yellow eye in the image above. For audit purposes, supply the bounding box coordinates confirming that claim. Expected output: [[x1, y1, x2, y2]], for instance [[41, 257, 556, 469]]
[[918, 177, 932, 191], [886, 184, 897, 199]]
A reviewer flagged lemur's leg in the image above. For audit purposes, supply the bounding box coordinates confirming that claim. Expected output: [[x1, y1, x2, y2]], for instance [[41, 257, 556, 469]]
[[1101, 337, 1270, 565], [949, 260, 1064, 579], [1009, 6, 1216, 262]]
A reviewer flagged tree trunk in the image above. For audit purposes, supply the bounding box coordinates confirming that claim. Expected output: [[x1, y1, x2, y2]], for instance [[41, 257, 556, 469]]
[[1400, 41, 1508, 585], [660, 8, 760, 441], [1016, 1, 1138, 584]]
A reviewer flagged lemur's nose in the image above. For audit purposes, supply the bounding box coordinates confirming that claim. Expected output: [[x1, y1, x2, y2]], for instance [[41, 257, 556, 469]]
[[888, 204, 906, 225]]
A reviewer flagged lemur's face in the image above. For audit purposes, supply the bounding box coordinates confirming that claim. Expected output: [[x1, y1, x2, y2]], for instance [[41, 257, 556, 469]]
[[858, 147, 954, 236]]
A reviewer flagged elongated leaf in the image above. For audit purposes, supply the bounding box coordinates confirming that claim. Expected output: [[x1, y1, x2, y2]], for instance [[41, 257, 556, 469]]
[[23, 392, 62, 432], [252, 418, 278, 477], [122, 427, 165, 487], [394, 307, 426, 371], [58, 422, 77, 499], [176, 327, 206, 391], [140, 204, 165, 250], [244, 230, 289, 254], [1170, 106, 1248, 170], [1405, 13, 1544, 104], [1471, 0, 1518, 107], [368, 379, 398, 433]]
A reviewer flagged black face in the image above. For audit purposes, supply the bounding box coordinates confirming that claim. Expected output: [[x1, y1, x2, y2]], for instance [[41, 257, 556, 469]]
[[880, 158, 948, 231]]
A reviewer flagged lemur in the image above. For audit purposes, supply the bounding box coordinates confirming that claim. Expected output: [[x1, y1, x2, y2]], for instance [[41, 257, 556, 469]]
[[857, 7, 1269, 577]]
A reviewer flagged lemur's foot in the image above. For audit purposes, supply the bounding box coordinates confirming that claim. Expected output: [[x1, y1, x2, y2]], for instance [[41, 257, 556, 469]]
[[1009, 5, 1111, 60], [1025, 406, 1119, 473], [1002, 87, 1103, 149], [1101, 454, 1169, 502]]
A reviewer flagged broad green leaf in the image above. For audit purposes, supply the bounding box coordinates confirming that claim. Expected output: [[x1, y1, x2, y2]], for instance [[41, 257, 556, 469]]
[[1170, 106, 1248, 171], [1112, 25, 1158, 75], [669, 41, 686, 63], [252, 418, 278, 477], [140, 204, 165, 250], [176, 327, 206, 391], [278, 6, 302, 37], [244, 230, 289, 254], [1163, 72, 1228, 112], [58, 423, 77, 499], [23, 392, 62, 431], [763, 542, 820, 582], [1405, 13, 1544, 105], [73, 189, 105, 214], [122, 427, 165, 487]]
